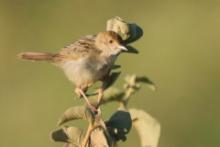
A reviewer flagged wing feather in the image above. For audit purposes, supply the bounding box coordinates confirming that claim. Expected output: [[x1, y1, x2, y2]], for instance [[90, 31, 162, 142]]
[[58, 35, 100, 60]]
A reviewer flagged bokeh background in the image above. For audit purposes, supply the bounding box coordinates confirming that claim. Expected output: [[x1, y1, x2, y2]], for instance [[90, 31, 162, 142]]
[[0, 0, 220, 147]]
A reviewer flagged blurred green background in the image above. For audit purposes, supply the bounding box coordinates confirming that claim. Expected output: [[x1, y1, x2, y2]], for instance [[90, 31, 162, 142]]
[[0, 0, 220, 147]]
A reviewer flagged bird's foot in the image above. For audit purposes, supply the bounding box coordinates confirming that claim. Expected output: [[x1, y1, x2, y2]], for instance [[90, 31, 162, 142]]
[[75, 88, 98, 114], [88, 105, 98, 115], [86, 103, 98, 114]]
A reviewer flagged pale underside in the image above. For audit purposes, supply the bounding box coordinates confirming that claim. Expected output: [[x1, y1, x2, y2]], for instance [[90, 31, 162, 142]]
[[53, 35, 117, 89]]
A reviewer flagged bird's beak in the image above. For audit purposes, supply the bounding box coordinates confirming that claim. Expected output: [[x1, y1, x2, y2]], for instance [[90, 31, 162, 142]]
[[118, 45, 128, 51]]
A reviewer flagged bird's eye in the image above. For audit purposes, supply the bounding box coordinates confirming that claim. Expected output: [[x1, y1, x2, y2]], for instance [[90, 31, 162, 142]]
[[109, 40, 113, 44]]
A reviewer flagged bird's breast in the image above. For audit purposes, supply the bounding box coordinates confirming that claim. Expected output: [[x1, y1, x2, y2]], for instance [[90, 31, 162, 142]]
[[60, 55, 117, 87]]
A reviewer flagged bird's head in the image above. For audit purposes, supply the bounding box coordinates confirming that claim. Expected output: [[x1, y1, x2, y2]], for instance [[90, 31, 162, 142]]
[[95, 31, 127, 56]]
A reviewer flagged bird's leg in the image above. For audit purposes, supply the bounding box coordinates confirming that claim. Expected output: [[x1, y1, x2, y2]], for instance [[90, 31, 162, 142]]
[[97, 86, 104, 105], [75, 88, 97, 113]]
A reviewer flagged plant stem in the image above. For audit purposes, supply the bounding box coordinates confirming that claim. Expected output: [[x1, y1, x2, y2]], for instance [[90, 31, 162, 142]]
[[81, 123, 93, 147]]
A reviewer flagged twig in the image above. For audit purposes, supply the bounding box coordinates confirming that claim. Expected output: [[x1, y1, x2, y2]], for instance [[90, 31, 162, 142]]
[[81, 123, 93, 147]]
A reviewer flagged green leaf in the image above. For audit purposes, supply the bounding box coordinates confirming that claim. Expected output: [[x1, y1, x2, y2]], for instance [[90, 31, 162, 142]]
[[90, 128, 110, 147], [106, 17, 143, 44], [106, 109, 132, 141], [63, 143, 76, 147], [51, 126, 83, 145], [124, 75, 157, 91], [136, 76, 157, 91], [124, 74, 137, 86], [102, 87, 124, 104], [129, 109, 161, 147], [106, 16, 130, 41], [51, 126, 111, 147], [57, 106, 95, 126], [51, 126, 110, 147], [124, 23, 143, 44], [111, 64, 121, 70], [124, 45, 139, 54], [103, 72, 121, 90], [51, 127, 70, 143]]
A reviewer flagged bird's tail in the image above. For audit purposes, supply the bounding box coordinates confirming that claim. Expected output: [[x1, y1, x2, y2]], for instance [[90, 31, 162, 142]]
[[18, 52, 57, 61]]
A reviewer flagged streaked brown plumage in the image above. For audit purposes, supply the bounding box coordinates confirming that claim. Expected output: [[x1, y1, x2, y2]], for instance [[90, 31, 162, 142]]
[[19, 31, 127, 112]]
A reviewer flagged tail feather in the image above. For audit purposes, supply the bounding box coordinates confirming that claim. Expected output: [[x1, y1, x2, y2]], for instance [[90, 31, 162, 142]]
[[18, 52, 56, 61]]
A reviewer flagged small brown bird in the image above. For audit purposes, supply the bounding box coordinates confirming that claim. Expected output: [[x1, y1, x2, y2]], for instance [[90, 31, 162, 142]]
[[19, 31, 127, 112]]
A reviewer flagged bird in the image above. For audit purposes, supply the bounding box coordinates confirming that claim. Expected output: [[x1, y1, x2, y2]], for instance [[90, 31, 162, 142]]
[[18, 31, 127, 113]]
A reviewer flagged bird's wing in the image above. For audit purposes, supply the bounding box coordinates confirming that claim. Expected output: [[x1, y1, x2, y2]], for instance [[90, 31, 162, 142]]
[[57, 35, 101, 61]]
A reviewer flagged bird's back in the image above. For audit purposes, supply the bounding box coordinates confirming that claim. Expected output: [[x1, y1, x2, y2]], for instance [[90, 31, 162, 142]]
[[55, 35, 101, 62]]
